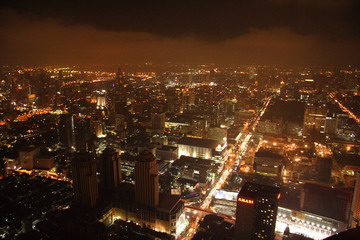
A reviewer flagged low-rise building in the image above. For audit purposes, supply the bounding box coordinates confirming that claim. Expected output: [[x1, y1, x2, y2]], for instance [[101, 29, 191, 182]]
[[156, 145, 178, 161], [254, 150, 283, 177], [177, 137, 225, 160], [19, 146, 40, 169]]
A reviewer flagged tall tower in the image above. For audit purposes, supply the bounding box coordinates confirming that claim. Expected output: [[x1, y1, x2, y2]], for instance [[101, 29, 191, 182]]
[[114, 113, 126, 138], [108, 68, 127, 113], [100, 147, 122, 193], [115, 68, 128, 103], [74, 117, 91, 153], [135, 151, 159, 208], [303, 105, 327, 135], [58, 114, 75, 149], [151, 112, 165, 133], [235, 181, 280, 240], [71, 153, 99, 207]]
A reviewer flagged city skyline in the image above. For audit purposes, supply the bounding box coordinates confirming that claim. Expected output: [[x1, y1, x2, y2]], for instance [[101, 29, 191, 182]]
[[0, 1, 359, 240]]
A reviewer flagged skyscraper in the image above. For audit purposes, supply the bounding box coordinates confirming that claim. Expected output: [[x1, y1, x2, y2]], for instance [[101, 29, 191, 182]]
[[135, 150, 159, 208], [151, 112, 166, 134], [74, 116, 91, 153], [108, 68, 128, 114], [115, 68, 129, 106], [235, 181, 280, 240], [71, 153, 99, 207], [114, 113, 126, 138], [303, 105, 328, 135], [100, 147, 122, 193], [58, 113, 75, 149], [191, 116, 208, 138]]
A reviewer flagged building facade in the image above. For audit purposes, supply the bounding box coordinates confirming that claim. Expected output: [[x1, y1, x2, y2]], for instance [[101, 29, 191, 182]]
[[100, 147, 122, 193], [71, 153, 99, 207], [235, 182, 280, 240]]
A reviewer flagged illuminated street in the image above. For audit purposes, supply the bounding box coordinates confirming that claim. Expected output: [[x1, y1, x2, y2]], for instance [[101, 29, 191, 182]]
[[329, 93, 360, 124], [181, 98, 271, 240]]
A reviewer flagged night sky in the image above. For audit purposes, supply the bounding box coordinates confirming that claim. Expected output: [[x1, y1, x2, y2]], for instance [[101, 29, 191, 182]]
[[1, 0, 359, 66]]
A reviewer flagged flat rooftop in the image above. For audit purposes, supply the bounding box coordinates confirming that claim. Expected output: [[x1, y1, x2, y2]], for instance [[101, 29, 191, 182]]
[[177, 137, 221, 149]]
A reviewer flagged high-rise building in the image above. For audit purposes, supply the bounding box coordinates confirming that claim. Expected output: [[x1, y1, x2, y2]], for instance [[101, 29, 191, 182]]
[[165, 87, 182, 114], [58, 114, 75, 149], [19, 146, 40, 169], [98, 149, 183, 234], [303, 105, 327, 135], [315, 157, 332, 183], [324, 113, 337, 135], [114, 113, 126, 137], [248, 67, 257, 81], [96, 96, 106, 109], [108, 68, 129, 113], [151, 112, 165, 134], [234, 181, 280, 240], [135, 151, 159, 208], [92, 116, 106, 138], [300, 183, 352, 222], [191, 116, 209, 138], [115, 68, 126, 88], [74, 117, 91, 153], [115, 68, 129, 105], [100, 147, 122, 193], [182, 89, 195, 111], [71, 153, 99, 207]]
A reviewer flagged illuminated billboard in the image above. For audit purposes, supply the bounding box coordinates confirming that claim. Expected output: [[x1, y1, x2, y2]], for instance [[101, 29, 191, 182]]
[[238, 198, 254, 204]]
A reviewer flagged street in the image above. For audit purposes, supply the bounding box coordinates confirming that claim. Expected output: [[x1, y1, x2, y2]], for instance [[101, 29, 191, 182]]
[[180, 97, 271, 239]]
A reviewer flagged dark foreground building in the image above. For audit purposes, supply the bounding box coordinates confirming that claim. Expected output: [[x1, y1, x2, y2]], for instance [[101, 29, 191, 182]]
[[234, 181, 280, 240], [66, 150, 183, 235]]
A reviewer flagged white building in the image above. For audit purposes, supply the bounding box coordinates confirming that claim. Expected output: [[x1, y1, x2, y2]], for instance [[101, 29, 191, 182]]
[[177, 137, 225, 160]]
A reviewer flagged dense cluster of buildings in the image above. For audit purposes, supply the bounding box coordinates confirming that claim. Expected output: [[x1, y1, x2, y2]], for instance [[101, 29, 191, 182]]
[[0, 64, 359, 239]]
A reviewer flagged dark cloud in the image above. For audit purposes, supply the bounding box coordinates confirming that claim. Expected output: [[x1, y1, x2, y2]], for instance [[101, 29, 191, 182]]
[[0, 10, 359, 66], [0, 1, 359, 66], [1, 0, 359, 41]]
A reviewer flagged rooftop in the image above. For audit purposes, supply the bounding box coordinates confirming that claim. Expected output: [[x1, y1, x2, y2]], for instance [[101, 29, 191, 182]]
[[255, 150, 283, 159], [157, 145, 178, 151], [238, 181, 280, 200], [173, 155, 215, 168], [20, 145, 39, 153], [138, 150, 156, 162], [177, 137, 222, 149]]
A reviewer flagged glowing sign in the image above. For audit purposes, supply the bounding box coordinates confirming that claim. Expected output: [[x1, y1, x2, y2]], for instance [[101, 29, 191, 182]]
[[238, 198, 254, 204]]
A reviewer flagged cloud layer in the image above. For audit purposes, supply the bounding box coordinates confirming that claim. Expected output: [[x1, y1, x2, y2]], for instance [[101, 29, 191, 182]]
[[0, 1, 359, 66], [2, 0, 359, 40]]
